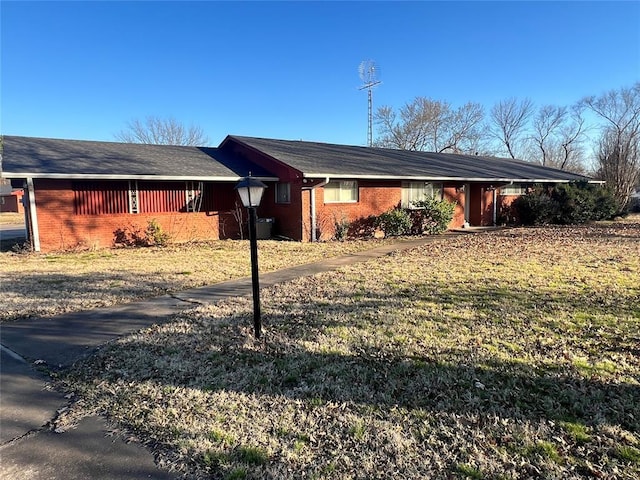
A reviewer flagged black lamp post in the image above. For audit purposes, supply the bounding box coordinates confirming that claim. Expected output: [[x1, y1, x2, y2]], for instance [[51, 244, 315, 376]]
[[234, 175, 268, 338]]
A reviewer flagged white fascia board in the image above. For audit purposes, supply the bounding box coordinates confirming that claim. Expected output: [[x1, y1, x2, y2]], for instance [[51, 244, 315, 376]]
[[304, 174, 601, 183], [1, 172, 280, 182]]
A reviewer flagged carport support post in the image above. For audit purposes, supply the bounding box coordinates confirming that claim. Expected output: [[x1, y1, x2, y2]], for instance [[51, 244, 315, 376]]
[[26, 177, 41, 252], [248, 205, 261, 338]]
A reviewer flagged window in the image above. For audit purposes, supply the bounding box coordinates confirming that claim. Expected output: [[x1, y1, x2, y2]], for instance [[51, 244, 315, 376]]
[[500, 183, 526, 195], [401, 182, 443, 208], [275, 183, 291, 204], [324, 181, 358, 203]]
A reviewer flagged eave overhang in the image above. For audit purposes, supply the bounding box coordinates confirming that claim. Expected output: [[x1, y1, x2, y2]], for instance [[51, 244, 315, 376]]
[[0, 172, 280, 182], [302, 173, 603, 184]]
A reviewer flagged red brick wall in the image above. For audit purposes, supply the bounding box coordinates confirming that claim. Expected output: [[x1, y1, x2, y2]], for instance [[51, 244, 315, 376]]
[[32, 179, 239, 252], [443, 185, 466, 228], [257, 180, 304, 241], [286, 181, 468, 241]]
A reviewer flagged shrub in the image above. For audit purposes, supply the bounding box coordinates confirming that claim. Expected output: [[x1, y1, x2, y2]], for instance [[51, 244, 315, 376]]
[[511, 185, 557, 225], [114, 219, 171, 247], [410, 197, 456, 234], [114, 223, 147, 247], [333, 215, 351, 241], [349, 215, 378, 238], [145, 219, 170, 246], [511, 182, 620, 225], [375, 208, 412, 236]]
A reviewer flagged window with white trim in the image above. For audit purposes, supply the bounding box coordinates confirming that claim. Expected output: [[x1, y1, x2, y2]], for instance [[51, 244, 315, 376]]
[[324, 181, 358, 203], [275, 183, 291, 204], [401, 182, 443, 208], [500, 183, 526, 195]]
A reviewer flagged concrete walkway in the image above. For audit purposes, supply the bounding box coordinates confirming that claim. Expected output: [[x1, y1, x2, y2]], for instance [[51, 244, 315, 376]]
[[0, 235, 460, 479]]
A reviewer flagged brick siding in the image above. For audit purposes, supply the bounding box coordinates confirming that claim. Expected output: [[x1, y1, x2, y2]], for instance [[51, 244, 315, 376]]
[[33, 179, 241, 252]]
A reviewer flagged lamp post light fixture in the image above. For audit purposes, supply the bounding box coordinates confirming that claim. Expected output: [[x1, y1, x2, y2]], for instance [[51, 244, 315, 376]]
[[234, 175, 268, 338]]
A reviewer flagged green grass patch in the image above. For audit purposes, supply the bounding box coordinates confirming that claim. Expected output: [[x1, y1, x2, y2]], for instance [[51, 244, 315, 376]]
[[234, 446, 269, 466], [560, 421, 591, 443], [455, 463, 484, 479], [522, 441, 562, 464], [614, 445, 640, 464]]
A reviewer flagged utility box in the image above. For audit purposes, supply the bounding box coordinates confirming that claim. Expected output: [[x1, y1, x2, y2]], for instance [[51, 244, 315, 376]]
[[255, 218, 274, 239]]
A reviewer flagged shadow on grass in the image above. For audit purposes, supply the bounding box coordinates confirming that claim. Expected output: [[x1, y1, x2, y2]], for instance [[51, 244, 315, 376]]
[[51, 279, 640, 478], [76, 281, 640, 434], [0, 270, 192, 323]]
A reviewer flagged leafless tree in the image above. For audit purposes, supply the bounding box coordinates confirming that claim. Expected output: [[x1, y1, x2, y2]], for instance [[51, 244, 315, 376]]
[[374, 97, 484, 153], [583, 83, 640, 209], [530, 104, 586, 172], [114, 116, 209, 146], [489, 97, 534, 159]]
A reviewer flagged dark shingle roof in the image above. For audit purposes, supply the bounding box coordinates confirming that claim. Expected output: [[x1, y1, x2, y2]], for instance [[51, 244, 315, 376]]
[[1, 136, 275, 180], [229, 136, 593, 182]]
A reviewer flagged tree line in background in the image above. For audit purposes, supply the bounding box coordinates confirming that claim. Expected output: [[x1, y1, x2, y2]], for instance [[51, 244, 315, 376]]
[[375, 82, 640, 210], [116, 83, 639, 212]]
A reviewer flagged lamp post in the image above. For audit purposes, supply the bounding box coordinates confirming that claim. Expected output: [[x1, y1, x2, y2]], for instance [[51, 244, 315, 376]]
[[234, 175, 268, 338]]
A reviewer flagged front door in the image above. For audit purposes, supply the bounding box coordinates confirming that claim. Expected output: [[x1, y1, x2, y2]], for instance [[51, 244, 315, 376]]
[[467, 184, 494, 226]]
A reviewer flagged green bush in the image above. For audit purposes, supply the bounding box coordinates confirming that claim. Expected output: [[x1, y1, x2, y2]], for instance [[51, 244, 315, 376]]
[[410, 197, 456, 234], [511, 182, 620, 225], [145, 219, 170, 246], [511, 185, 556, 225], [375, 208, 412, 236]]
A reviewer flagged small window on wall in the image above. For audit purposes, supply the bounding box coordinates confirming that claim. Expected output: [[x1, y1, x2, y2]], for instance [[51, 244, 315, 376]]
[[275, 183, 291, 204], [401, 182, 443, 208], [500, 183, 526, 195], [324, 180, 358, 203]]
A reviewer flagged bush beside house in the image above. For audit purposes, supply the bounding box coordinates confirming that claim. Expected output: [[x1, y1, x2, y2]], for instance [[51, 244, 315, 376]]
[[510, 182, 620, 225]]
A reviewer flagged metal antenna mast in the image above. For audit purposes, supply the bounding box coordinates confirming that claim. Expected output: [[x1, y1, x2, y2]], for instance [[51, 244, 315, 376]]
[[358, 60, 381, 147]]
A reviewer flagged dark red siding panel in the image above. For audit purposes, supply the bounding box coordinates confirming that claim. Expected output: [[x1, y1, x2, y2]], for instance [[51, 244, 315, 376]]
[[138, 181, 187, 213], [73, 181, 128, 215]]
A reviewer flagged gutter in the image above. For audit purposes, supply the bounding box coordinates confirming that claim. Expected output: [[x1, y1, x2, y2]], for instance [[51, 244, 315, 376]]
[[302, 173, 603, 184], [0, 172, 280, 182], [301, 177, 330, 242]]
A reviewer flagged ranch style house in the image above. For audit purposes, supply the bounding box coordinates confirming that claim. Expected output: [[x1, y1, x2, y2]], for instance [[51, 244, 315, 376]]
[[1, 134, 596, 252]]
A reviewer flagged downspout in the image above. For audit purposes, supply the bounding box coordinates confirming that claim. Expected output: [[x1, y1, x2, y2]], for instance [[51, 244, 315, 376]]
[[463, 183, 470, 227], [492, 188, 497, 226], [306, 177, 330, 242], [25, 177, 41, 252]]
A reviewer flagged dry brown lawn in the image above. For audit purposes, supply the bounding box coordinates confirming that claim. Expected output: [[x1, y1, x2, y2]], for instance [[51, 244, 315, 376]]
[[0, 239, 395, 322], [57, 217, 640, 479], [0, 212, 23, 225]]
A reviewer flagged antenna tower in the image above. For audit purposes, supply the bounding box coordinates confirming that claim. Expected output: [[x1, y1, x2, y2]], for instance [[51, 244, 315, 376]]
[[358, 60, 381, 147]]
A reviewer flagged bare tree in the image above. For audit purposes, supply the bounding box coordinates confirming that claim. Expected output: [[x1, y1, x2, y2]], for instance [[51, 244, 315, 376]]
[[583, 83, 640, 209], [115, 116, 209, 146], [489, 97, 534, 159], [530, 104, 586, 172], [374, 97, 484, 153]]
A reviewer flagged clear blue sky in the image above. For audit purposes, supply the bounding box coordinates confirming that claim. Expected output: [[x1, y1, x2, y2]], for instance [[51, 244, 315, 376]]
[[2, 1, 639, 147]]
